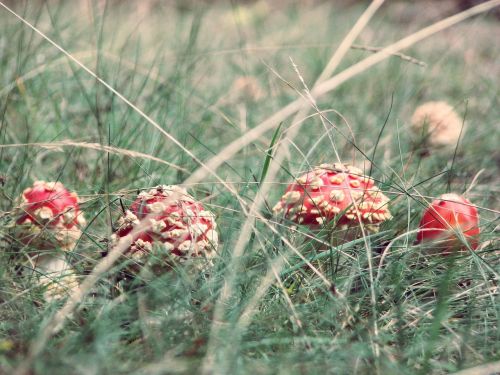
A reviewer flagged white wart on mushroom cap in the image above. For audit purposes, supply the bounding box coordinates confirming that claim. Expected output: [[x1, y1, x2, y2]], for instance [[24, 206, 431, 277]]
[[112, 185, 219, 270], [273, 164, 392, 232]]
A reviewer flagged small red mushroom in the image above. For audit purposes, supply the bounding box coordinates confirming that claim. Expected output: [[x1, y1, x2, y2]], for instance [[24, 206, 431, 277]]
[[416, 193, 480, 253], [112, 185, 219, 272], [273, 163, 392, 236], [14, 181, 86, 251]]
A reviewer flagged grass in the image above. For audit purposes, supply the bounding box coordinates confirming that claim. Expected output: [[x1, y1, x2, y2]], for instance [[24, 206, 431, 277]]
[[0, 0, 499, 374]]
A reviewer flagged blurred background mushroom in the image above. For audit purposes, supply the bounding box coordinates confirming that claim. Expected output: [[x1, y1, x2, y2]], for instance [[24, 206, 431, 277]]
[[410, 101, 465, 153]]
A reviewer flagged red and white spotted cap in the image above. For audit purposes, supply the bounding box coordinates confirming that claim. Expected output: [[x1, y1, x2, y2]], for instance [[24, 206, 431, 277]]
[[273, 164, 392, 232], [14, 181, 86, 251], [112, 185, 219, 270]]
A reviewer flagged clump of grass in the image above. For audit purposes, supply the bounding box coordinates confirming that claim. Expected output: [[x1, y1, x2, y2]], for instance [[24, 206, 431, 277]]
[[0, 1, 499, 374]]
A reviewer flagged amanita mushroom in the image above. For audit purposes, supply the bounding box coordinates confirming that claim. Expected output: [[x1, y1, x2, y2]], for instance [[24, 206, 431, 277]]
[[14, 181, 86, 251], [410, 101, 463, 150], [111, 185, 219, 272], [230, 76, 264, 102], [24, 254, 79, 302], [416, 193, 480, 253], [273, 163, 392, 236]]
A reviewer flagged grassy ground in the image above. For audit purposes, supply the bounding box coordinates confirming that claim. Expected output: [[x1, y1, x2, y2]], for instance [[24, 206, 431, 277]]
[[0, 1, 499, 374]]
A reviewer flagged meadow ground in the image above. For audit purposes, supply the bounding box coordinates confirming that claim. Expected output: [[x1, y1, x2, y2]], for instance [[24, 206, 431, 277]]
[[0, 1, 499, 374]]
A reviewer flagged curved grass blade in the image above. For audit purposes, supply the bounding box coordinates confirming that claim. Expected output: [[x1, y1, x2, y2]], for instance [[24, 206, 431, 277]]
[[259, 122, 283, 187]]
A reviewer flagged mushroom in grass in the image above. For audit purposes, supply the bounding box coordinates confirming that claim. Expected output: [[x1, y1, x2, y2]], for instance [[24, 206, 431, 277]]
[[411, 101, 464, 150], [273, 163, 392, 240], [230, 76, 264, 102], [111, 185, 219, 273], [14, 181, 86, 251], [416, 193, 480, 254], [24, 254, 79, 302]]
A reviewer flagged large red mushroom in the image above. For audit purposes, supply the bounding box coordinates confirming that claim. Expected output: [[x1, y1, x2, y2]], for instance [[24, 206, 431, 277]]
[[416, 193, 480, 253], [273, 163, 392, 238], [14, 181, 86, 251], [111, 185, 219, 272]]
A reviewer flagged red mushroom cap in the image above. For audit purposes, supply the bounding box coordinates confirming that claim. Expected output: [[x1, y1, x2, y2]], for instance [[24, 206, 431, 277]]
[[416, 193, 480, 252], [273, 163, 392, 232], [112, 185, 219, 270], [14, 181, 86, 251]]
